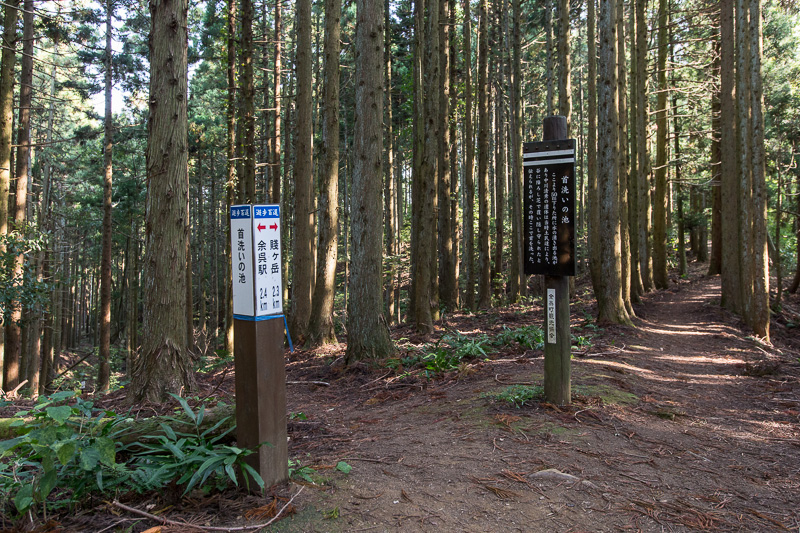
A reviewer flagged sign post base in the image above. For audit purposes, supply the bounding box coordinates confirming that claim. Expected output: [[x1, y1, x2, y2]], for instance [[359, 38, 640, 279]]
[[233, 317, 288, 489], [544, 275, 571, 405]]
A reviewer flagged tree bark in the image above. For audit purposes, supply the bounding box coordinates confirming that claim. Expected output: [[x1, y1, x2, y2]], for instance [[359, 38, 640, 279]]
[[224, 0, 237, 355], [596, 0, 631, 326], [628, 1, 642, 301], [508, 0, 525, 301], [240, 0, 256, 203], [346, 0, 394, 362], [477, 0, 491, 309], [492, 0, 506, 302], [308, 0, 342, 347], [708, 32, 722, 276], [0, 0, 18, 390], [545, 0, 555, 116], [635, 0, 653, 292], [617, 0, 632, 315], [438, 0, 457, 311], [269, 0, 282, 204], [587, 0, 600, 293], [384, 0, 397, 324], [98, 0, 114, 393], [5, 0, 34, 392], [748, 0, 769, 340], [720, 0, 740, 312], [463, 0, 476, 310], [557, 0, 571, 126], [411, 0, 438, 332], [653, 0, 670, 290], [130, 0, 195, 403], [290, 0, 315, 345]]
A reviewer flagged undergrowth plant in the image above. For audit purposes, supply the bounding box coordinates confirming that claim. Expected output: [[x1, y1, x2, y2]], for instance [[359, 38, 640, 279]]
[[0, 392, 265, 519], [0, 391, 131, 516], [494, 325, 545, 350], [386, 332, 493, 376], [484, 385, 545, 408], [125, 394, 265, 496]]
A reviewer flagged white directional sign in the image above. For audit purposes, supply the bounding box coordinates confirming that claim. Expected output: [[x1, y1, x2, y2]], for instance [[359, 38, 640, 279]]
[[231, 204, 283, 318]]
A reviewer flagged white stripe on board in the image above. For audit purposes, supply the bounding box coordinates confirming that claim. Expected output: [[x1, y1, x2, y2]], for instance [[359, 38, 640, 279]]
[[523, 149, 574, 159], [523, 157, 575, 166]]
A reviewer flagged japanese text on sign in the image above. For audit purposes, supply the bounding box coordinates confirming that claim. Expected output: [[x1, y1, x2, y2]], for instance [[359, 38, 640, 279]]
[[230, 205, 283, 317], [522, 139, 576, 277]]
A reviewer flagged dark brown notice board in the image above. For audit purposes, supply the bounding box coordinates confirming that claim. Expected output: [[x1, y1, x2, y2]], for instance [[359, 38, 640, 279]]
[[523, 139, 576, 277]]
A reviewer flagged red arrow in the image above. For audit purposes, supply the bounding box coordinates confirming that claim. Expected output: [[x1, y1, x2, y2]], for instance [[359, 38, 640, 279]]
[[270, 223, 278, 231], [257, 224, 266, 231]]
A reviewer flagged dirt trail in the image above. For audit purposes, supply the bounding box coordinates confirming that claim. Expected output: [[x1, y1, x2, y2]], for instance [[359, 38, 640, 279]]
[[281, 275, 800, 532]]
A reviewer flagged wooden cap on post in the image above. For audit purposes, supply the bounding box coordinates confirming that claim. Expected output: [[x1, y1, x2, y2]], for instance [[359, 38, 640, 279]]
[[543, 115, 568, 142]]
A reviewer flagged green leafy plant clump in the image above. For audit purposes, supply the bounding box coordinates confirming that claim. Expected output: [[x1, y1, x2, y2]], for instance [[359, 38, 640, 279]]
[[494, 325, 545, 350], [386, 332, 493, 376], [0, 391, 131, 516], [0, 392, 265, 518], [124, 394, 265, 496], [484, 385, 545, 408]]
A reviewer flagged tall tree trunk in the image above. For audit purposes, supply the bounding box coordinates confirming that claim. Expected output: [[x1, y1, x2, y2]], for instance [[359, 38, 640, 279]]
[[428, 0, 440, 322], [5, 0, 34, 391], [412, 0, 438, 332], [130, 0, 195, 402], [509, 0, 524, 298], [789, 164, 800, 294], [587, 0, 600, 292], [652, 0, 670, 290], [438, 0, 457, 311], [748, 0, 769, 340], [463, 0, 476, 310], [737, 0, 754, 323], [635, 0, 653, 292], [596, 0, 631, 325], [0, 0, 18, 389], [240, 0, 256, 203], [477, 0, 492, 309], [492, 0, 506, 302], [32, 37, 60, 394], [720, 0, 740, 311], [308, 0, 341, 346], [557, 0, 571, 125], [269, 0, 282, 204], [449, 0, 460, 310], [617, 0, 632, 315], [708, 33, 722, 276], [384, 0, 397, 324], [545, 0, 555, 116], [291, 0, 315, 344], [224, 0, 237, 354], [128, 215, 139, 374], [346, 0, 394, 362], [628, 0, 642, 301], [508, 0, 524, 301], [98, 0, 114, 393], [671, 38, 686, 278]]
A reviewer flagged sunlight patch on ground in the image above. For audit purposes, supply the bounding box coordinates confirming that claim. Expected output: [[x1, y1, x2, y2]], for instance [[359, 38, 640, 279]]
[[636, 324, 727, 337], [652, 354, 748, 366], [581, 358, 745, 386]]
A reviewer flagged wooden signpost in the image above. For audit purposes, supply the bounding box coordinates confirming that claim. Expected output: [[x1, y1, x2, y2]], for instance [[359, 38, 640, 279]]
[[230, 204, 288, 488], [523, 116, 576, 405]]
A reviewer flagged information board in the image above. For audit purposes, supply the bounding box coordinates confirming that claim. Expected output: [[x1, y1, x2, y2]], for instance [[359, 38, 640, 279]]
[[231, 204, 283, 317], [523, 139, 576, 277]]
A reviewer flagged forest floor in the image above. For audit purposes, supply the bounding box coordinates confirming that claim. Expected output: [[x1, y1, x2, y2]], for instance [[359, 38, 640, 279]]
[[5, 262, 800, 532]]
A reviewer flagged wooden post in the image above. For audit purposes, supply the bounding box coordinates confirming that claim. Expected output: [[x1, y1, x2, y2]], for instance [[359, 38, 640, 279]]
[[543, 116, 571, 405], [234, 317, 288, 488], [230, 205, 288, 490]]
